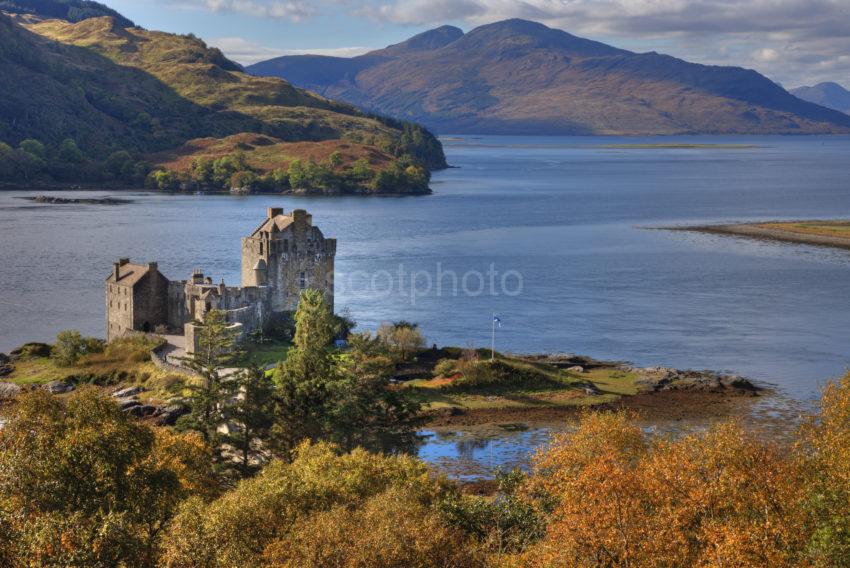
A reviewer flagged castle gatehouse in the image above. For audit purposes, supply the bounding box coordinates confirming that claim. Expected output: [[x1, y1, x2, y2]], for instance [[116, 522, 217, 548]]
[[106, 208, 336, 351]]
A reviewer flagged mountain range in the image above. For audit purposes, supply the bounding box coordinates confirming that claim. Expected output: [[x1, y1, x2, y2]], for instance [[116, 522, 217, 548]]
[[0, 1, 444, 192], [791, 83, 850, 115], [248, 19, 850, 136]]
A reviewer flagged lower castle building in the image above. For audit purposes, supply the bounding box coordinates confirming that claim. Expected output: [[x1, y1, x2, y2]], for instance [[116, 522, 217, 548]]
[[106, 208, 336, 350]]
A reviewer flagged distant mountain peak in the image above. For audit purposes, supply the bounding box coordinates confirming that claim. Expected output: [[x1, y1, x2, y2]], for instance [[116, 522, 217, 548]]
[[791, 82, 850, 115], [403, 25, 464, 50], [457, 18, 629, 57]]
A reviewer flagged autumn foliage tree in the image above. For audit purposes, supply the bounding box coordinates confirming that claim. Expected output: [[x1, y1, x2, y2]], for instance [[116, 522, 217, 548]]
[[0, 388, 214, 567], [519, 412, 811, 567], [799, 374, 850, 566], [159, 441, 477, 567]]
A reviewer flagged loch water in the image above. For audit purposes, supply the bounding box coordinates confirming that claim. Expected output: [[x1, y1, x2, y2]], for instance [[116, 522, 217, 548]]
[[2, 134, 850, 474]]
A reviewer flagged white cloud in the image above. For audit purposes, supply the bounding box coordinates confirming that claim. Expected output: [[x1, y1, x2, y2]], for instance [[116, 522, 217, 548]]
[[752, 47, 780, 62], [209, 37, 371, 65], [201, 0, 315, 20], [166, 0, 850, 86]]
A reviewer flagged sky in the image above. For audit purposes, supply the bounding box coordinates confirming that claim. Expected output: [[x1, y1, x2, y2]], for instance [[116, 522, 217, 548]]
[[105, 0, 850, 89]]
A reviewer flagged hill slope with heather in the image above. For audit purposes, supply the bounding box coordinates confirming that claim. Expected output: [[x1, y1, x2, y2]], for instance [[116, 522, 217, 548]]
[[249, 19, 850, 135], [0, 0, 133, 27], [0, 11, 444, 193]]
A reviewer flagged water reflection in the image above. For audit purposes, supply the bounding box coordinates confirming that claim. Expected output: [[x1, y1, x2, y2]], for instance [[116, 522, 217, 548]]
[[416, 394, 809, 479]]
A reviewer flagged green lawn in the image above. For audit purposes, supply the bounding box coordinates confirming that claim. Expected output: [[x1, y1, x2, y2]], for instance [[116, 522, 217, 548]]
[[234, 339, 291, 367]]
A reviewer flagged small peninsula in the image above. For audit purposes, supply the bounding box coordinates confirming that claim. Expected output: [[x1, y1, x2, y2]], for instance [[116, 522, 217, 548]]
[[677, 221, 850, 251]]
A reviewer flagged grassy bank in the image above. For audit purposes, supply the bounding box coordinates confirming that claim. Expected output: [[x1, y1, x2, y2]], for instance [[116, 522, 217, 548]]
[[1, 337, 191, 403], [404, 353, 640, 419]]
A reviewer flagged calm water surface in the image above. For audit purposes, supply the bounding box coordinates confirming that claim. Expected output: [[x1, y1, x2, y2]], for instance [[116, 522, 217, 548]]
[[2, 134, 849, 474]]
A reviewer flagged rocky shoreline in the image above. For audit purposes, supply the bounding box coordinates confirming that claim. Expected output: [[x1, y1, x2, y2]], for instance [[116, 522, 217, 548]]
[[19, 195, 133, 205], [520, 353, 761, 395]]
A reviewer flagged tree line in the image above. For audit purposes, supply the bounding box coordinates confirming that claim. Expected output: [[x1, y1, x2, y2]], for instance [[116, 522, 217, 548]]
[[0, 138, 151, 186], [146, 151, 430, 194]]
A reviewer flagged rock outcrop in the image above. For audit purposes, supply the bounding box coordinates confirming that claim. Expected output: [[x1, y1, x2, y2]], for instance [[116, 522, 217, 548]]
[[634, 368, 760, 395]]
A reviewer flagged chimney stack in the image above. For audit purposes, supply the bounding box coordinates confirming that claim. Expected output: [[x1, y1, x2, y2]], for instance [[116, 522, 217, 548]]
[[268, 207, 283, 219], [113, 262, 121, 281]]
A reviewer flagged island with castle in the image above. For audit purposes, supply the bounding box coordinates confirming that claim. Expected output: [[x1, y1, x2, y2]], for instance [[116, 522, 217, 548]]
[[105, 207, 336, 353]]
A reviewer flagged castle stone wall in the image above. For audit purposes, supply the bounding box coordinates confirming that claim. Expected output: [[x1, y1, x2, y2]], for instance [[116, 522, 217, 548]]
[[132, 267, 169, 333]]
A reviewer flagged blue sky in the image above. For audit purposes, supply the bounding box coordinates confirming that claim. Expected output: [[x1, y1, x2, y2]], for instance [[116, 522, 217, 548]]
[[105, 0, 850, 88]]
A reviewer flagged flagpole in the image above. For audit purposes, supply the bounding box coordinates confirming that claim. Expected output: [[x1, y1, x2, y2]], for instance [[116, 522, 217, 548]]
[[491, 314, 495, 361]]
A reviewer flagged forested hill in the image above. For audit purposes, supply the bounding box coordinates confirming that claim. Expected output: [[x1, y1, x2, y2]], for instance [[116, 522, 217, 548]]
[[249, 19, 850, 136], [0, 10, 445, 193]]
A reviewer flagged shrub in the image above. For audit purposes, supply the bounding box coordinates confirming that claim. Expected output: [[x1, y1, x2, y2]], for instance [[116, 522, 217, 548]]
[[50, 329, 85, 366], [377, 321, 425, 363], [433, 357, 458, 378], [103, 335, 159, 363], [9, 342, 51, 359], [264, 486, 482, 567]]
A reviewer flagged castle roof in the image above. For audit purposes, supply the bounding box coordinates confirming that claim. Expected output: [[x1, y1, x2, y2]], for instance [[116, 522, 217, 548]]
[[249, 208, 315, 237], [106, 262, 152, 287], [250, 214, 294, 237]]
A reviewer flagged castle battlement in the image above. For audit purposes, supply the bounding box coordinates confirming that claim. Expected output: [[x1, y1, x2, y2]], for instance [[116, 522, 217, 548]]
[[106, 208, 336, 347]]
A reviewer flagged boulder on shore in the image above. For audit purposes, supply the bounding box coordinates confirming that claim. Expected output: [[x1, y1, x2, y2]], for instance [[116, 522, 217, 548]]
[[0, 353, 12, 377], [0, 382, 22, 400], [154, 404, 189, 426], [43, 380, 75, 394], [125, 404, 159, 418], [112, 385, 147, 398]]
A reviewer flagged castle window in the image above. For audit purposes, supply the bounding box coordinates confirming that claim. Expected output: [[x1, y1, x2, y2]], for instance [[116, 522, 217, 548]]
[[259, 241, 264, 255], [300, 271, 308, 289]]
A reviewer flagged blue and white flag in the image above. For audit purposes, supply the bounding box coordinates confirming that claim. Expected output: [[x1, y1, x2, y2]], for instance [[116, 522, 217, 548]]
[[493, 315, 502, 328]]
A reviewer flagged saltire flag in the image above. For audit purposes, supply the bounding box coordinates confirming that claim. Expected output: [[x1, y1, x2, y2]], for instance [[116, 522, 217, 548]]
[[493, 315, 502, 328]]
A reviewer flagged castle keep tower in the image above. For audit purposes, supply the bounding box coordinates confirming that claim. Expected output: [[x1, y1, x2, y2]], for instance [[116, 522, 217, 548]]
[[241, 208, 336, 312]]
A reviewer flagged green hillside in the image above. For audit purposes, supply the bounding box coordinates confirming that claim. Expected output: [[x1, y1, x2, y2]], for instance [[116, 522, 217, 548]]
[[0, 12, 445, 193]]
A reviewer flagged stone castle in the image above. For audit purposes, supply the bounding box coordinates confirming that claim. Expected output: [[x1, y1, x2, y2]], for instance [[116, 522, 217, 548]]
[[106, 208, 336, 350]]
